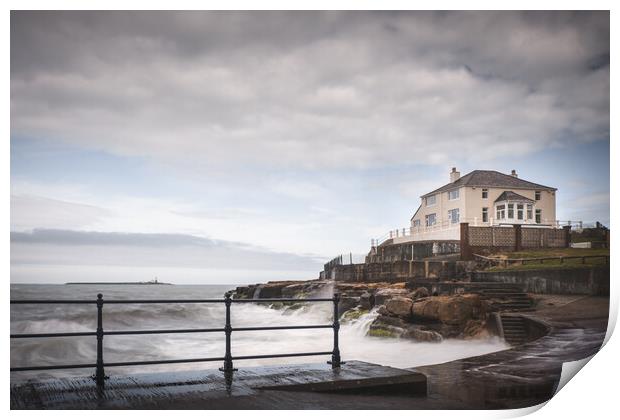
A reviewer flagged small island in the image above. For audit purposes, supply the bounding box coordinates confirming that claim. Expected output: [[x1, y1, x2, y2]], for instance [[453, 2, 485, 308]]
[[66, 278, 172, 285]]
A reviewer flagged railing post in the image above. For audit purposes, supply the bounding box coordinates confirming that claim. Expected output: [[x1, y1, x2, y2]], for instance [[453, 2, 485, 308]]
[[95, 293, 106, 388], [220, 292, 235, 374], [329, 293, 342, 369]]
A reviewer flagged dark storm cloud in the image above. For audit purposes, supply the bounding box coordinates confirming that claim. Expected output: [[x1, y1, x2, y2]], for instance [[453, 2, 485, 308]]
[[10, 11, 609, 169], [11, 229, 323, 270]]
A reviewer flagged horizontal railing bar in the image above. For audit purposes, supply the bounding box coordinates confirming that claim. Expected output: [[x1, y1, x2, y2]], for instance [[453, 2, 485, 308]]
[[11, 356, 227, 371], [11, 363, 97, 372], [233, 298, 333, 303], [10, 299, 226, 305], [104, 357, 225, 367], [104, 299, 225, 304], [233, 351, 332, 360], [11, 300, 97, 304], [10, 325, 332, 338], [233, 324, 333, 332], [105, 328, 225, 336], [11, 331, 96, 338], [10, 298, 334, 305]]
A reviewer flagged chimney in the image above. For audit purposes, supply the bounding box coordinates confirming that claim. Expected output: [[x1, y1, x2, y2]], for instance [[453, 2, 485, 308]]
[[511, 169, 518, 178], [450, 167, 461, 183]]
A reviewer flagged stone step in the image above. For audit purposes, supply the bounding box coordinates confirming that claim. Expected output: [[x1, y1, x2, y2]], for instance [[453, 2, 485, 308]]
[[502, 319, 525, 323], [469, 283, 524, 289], [502, 307, 536, 312], [478, 289, 526, 294], [503, 334, 527, 340]]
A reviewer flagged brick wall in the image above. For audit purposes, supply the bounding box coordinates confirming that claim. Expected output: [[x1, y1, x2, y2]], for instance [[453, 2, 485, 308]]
[[461, 223, 569, 259]]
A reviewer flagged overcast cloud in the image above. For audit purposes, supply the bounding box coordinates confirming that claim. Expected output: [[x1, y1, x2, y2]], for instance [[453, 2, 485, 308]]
[[10, 11, 609, 283], [11, 11, 609, 169]]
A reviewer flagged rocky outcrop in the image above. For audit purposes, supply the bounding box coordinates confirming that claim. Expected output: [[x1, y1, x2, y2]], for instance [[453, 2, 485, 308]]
[[368, 314, 443, 342], [411, 294, 484, 325], [385, 297, 413, 318], [371, 292, 491, 342], [402, 328, 443, 342], [231, 279, 497, 344], [409, 287, 430, 300], [374, 288, 410, 305]]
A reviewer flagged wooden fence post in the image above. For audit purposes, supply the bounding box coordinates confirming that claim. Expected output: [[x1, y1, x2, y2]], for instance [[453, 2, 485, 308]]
[[563, 225, 571, 248], [460, 223, 473, 260], [514, 224, 522, 251]]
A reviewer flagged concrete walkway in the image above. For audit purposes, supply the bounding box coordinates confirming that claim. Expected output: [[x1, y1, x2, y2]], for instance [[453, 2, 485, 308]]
[[10, 361, 427, 409], [415, 295, 608, 409]]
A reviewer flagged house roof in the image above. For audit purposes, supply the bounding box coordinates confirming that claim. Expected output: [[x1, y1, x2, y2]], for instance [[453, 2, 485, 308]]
[[421, 170, 556, 198], [410, 204, 421, 221], [494, 190, 535, 203]]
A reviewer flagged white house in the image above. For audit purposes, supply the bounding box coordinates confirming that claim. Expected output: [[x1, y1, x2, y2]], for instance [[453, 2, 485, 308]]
[[380, 168, 557, 244]]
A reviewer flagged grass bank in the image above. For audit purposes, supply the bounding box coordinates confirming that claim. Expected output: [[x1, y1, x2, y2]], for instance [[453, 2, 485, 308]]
[[483, 248, 609, 272]]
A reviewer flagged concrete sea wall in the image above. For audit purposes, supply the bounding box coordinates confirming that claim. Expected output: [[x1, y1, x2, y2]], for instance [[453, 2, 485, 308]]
[[471, 266, 609, 296], [321, 260, 477, 283]]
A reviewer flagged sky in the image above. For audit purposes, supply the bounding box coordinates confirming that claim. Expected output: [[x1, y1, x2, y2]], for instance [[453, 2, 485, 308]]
[[10, 11, 610, 284]]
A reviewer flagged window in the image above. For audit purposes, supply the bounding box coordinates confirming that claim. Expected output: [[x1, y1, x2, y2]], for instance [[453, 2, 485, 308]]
[[412, 219, 421, 227], [482, 189, 488, 199], [496, 204, 505, 220], [426, 195, 436, 206], [535, 209, 542, 224], [517, 204, 524, 220], [535, 191, 541, 201], [425, 213, 436, 227], [507, 203, 514, 219], [448, 189, 459, 200], [448, 208, 460, 224], [527, 204, 533, 220], [482, 207, 488, 223]]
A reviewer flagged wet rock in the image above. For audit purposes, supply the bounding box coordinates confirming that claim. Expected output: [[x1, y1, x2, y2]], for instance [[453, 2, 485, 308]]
[[411, 294, 483, 325], [374, 288, 410, 305], [232, 285, 256, 299], [385, 297, 413, 318], [367, 323, 405, 338], [376, 305, 390, 316], [409, 287, 430, 300], [281, 284, 308, 299], [402, 327, 443, 342], [282, 302, 306, 314], [359, 292, 375, 310], [462, 319, 492, 340], [340, 307, 369, 323], [338, 295, 361, 315], [256, 282, 293, 299], [373, 315, 408, 329]]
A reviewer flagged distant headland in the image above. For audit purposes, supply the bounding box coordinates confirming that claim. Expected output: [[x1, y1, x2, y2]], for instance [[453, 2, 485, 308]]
[[65, 278, 172, 285]]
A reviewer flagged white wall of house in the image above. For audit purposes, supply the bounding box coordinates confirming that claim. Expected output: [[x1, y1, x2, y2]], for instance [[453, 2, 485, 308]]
[[464, 187, 556, 226], [411, 186, 556, 228]]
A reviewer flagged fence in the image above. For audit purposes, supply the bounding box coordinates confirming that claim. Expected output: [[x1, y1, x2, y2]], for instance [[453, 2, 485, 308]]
[[473, 253, 609, 268], [461, 223, 570, 259], [10, 292, 343, 388], [372, 219, 590, 248]]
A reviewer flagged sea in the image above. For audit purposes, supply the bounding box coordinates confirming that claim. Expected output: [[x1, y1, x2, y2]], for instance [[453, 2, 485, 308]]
[[10, 283, 508, 381]]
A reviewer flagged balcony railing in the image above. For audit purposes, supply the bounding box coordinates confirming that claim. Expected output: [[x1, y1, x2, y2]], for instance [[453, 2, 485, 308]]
[[10, 292, 343, 388], [372, 219, 586, 247]]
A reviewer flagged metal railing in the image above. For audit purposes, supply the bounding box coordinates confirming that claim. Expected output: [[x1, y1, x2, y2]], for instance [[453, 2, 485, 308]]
[[10, 292, 343, 388], [473, 253, 609, 267], [371, 219, 596, 247]]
